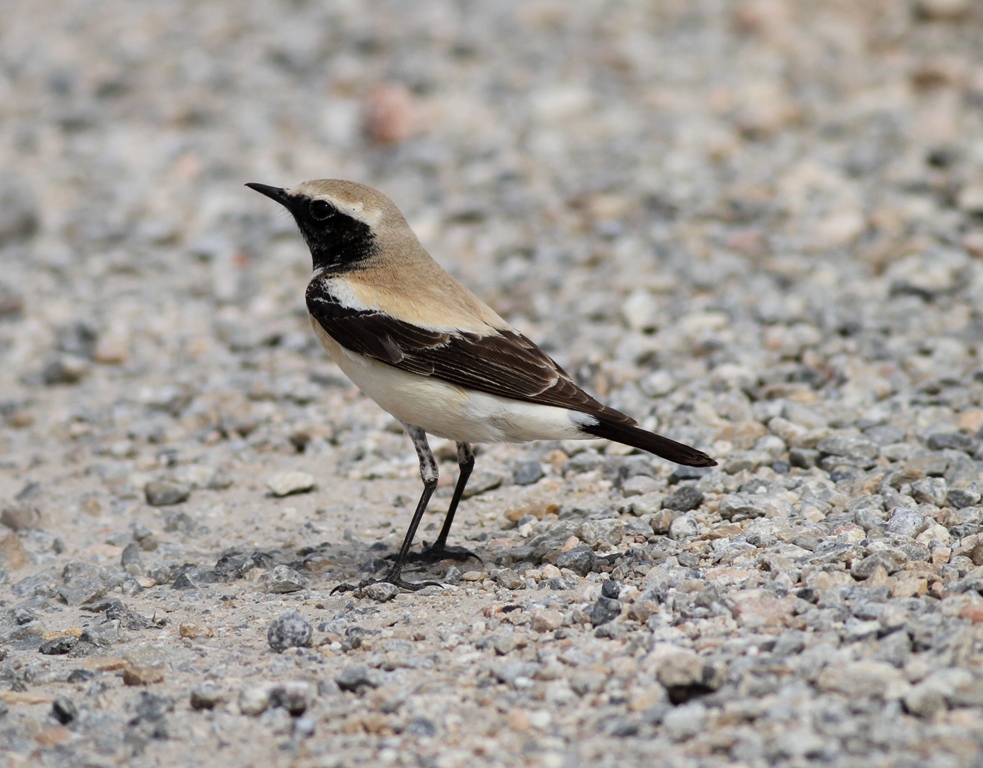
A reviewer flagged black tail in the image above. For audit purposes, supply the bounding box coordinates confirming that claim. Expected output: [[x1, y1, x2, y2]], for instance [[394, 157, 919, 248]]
[[581, 417, 716, 467]]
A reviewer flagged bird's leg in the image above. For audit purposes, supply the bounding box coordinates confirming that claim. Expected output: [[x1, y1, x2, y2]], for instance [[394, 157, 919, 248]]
[[412, 442, 480, 564], [332, 424, 442, 594]]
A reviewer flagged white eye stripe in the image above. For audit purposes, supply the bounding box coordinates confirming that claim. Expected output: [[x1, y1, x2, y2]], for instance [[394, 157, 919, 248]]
[[309, 195, 382, 228]]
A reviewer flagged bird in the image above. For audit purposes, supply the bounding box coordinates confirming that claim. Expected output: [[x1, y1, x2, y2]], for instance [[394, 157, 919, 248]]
[[246, 179, 716, 592]]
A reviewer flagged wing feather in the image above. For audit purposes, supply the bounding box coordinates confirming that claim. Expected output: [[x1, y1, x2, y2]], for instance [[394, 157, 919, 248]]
[[307, 283, 635, 426]]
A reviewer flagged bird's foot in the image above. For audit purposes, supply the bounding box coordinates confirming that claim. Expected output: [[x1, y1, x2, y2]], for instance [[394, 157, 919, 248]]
[[400, 542, 482, 565], [330, 574, 443, 598]]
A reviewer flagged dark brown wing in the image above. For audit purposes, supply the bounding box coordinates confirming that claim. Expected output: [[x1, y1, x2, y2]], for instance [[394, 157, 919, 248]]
[[307, 283, 636, 426]]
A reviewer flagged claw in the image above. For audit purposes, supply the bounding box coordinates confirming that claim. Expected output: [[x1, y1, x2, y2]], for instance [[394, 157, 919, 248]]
[[330, 575, 444, 596], [397, 543, 483, 565]]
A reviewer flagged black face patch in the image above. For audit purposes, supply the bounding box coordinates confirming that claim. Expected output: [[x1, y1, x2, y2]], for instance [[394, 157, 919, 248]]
[[289, 196, 375, 272]]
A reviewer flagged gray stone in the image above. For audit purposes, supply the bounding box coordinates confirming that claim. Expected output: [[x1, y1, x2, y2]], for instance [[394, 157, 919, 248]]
[[662, 486, 705, 512], [361, 582, 400, 602], [266, 471, 315, 497], [590, 596, 621, 626], [267, 610, 313, 652], [39, 635, 77, 655], [145, 481, 190, 507], [948, 484, 982, 509], [816, 435, 880, 459], [263, 565, 310, 594], [621, 475, 661, 497], [512, 460, 544, 486], [910, 477, 947, 507], [335, 665, 379, 693], [927, 433, 976, 453], [577, 518, 623, 549], [461, 470, 503, 497], [718, 494, 766, 521], [851, 549, 908, 578], [55, 320, 99, 360], [268, 681, 316, 715], [555, 544, 595, 576], [80, 619, 120, 647], [40, 354, 90, 385], [492, 661, 540, 688], [662, 701, 707, 741], [190, 683, 225, 710], [886, 507, 925, 538], [494, 569, 524, 590], [669, 515, 700, 540], [239, 685, 271, 716]]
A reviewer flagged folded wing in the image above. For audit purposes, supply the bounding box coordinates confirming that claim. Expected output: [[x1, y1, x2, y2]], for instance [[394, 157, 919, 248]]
[[307, 284, 636, 426]]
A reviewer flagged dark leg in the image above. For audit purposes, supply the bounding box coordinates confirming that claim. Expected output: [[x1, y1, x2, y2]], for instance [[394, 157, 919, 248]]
[[415, 442, 480, 562], [331, 424, 442, 594]]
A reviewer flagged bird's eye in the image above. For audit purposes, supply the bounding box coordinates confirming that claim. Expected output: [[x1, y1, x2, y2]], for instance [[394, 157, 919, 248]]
[[309, 200, 335, 221]]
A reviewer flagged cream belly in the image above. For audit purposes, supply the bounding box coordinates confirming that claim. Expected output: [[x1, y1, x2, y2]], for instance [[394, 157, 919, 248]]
[[311, 320, 591, 444]]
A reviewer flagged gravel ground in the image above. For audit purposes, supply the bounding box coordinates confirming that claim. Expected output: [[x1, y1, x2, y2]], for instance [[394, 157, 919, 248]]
[[2, 1, 983, 766]]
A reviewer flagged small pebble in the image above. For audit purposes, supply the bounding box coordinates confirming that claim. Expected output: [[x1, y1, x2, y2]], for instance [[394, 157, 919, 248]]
[[39, 636, 77, 655], [360, 582, 399, 602], [668, 515, 700, 541], [144, 481, 190, 507], [51, 697, 78, 725], [267, 610, 313, 653], [266, 471, 316, 497], [190, 683, 225, 710], [334, 666, 378, 693], [268, 681, 316, 716]]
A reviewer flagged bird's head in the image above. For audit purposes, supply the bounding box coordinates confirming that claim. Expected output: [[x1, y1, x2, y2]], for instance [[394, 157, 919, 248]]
[[247, 179, 407, 273]]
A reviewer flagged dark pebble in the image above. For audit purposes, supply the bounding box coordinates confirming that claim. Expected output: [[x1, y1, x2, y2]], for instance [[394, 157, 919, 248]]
[[145, 481, 190, 507], [335, 665, 379, 693], [51, 697, 78, 724], [267, 610, 313, 653], [601, 580, 622, 599], [121, 543, 144, 569], [927, 433, 975, 452], [268, 682, 315, 715], [67, 669, 95, 683], [662, 485, 705, 512], [668, 465, 714, 484], [39, 635, 77, 655], [677, 551, 701, 568], [590, 596, 622, 626], [789, 448, 819, 468], [555, 543, 595, 576], [948, 486, 982, 508]]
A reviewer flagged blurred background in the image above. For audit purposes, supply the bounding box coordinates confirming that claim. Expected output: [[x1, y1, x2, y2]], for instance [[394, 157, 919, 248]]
[[1, 3, 983, 765], [1, 0, 982, 480], [2, 0, 983, 384]]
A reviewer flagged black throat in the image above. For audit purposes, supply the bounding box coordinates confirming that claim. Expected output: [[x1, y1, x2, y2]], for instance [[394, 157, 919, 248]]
[[302, 214, 375, 273]]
